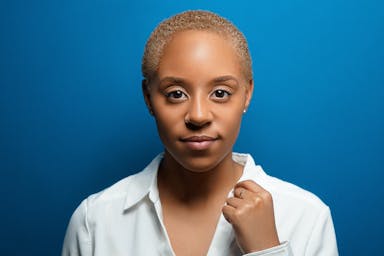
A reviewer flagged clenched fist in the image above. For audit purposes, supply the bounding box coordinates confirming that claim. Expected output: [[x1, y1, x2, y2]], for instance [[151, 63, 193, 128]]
[[222, 180, 280, 253]]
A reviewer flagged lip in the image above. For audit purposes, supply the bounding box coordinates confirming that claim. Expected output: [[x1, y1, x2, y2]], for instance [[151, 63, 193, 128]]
[[180, 135, 218, 151]]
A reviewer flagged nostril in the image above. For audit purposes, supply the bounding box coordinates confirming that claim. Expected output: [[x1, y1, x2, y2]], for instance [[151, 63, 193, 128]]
[[185, 121, 210, 131], [186, 122, 201, 131]]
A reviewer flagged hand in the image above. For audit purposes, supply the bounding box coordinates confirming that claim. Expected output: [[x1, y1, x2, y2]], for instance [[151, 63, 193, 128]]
[[222, 180, 280, 253]]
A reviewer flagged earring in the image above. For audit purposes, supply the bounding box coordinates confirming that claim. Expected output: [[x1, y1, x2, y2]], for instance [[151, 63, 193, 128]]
[[149, 109, 154, 115], [243, 109, 247, 113]]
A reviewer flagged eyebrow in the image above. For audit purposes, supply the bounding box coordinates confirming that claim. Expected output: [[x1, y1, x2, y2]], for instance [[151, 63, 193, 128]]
[[159, 77, 185, 85], [212, 75, 239, 84], [159, 75, 239, 85]]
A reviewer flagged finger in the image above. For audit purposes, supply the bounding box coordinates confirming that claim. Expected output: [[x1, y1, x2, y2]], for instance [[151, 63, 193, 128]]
[[222, 204, 236, 223], [234, 187, 245, 199], [234, 187, 256, 200], [226, 197, 243, 208], [236, 180, 273, 202], [236, 180, 267, 194]]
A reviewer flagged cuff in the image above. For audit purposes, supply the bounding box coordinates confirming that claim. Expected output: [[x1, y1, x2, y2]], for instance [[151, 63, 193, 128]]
[[242, 241, 292, 256]]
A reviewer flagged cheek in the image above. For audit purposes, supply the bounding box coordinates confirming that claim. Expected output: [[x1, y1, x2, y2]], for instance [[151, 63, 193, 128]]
[[216, 106, 244, 137], [228, 114, 243, 137], [155, 113, 174, 129], [153, 105, 184, 138]]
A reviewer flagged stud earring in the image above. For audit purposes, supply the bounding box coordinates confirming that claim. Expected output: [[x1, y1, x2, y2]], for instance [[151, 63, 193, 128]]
[[243, 109, 247, 113]]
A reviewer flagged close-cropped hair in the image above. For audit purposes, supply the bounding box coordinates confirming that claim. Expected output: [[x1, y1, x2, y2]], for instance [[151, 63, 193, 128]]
[[142, 10, 253, 82]]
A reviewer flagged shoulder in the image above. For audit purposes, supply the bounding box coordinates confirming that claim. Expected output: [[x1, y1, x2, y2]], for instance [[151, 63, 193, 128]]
[[262, 173, 327, 211], [238, 154, 327, 209], [62, 165, 158, 255], [77, 154, 162, 214], [70, 173, 139, 222], [240, 153, 329, 216], [85, 175, 135, 208], [253, 164, 333, 242], [245, 160, 338, 254]]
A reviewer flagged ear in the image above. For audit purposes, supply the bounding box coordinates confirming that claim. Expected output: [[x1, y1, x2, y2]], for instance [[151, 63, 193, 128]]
[[244, 79, 254, 111], [142, 79, 153, 115]]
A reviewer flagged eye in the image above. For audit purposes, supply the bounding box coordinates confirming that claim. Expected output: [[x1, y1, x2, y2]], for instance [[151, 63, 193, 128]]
[[211, 89, 231, 101], [165, 90, 188, 102]]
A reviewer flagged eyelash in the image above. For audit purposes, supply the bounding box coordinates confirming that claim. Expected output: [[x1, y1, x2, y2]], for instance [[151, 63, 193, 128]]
[[164, 88, 232, 103], [165, 90, 187, 102], [211, 89, 231, 100]]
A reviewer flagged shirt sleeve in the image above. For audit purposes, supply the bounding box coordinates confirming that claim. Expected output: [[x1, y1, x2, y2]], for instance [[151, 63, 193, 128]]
[[242, 241, 293, 256], [61, 199, 92, 256], [304, 206, 339, 256]]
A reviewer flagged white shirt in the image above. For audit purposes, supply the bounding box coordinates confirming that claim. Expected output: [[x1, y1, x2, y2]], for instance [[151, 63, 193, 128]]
[[62, 153, 338, 256]]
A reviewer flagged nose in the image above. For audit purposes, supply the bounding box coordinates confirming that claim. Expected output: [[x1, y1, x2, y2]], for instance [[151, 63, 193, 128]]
[[185, 95, 212, 130]]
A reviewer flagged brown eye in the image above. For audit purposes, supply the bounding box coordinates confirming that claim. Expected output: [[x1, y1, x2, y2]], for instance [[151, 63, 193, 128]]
[[211, 89, 231, 101], [167, 90, 183, 98], [214, 90, 227, 98], [165, 90, 187, 102]]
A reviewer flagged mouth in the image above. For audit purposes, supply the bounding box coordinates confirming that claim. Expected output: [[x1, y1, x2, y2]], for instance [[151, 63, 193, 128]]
[[180, 135, 218, 151]]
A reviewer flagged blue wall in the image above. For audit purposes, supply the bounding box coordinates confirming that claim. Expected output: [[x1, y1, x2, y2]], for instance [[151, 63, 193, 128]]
[[1, 0, 383, 255]]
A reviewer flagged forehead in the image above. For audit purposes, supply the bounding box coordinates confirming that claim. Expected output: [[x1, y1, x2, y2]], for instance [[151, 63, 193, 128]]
[[157, 30, 243, 81]]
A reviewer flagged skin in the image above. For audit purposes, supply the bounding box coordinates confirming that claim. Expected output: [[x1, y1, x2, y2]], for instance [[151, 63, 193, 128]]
[[143, 30, 279, 255]]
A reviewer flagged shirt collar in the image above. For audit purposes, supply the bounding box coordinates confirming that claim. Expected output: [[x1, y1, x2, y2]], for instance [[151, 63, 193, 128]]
[[123, 153, 163, 211], [235, 152, 267, 183], [122, 152, 265, 211]]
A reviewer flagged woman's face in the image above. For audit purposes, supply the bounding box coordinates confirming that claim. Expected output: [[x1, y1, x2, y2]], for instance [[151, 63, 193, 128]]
[[144, 30, 253, 172]]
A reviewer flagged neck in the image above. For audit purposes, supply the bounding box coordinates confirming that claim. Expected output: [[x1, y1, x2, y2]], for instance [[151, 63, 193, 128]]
[[158, 151, 243, 204]]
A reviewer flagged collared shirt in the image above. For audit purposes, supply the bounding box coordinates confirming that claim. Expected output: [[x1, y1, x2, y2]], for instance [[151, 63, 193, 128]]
[[62, 153, 338, 256]]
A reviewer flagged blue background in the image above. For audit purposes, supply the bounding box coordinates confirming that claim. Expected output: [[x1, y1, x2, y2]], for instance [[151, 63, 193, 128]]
[[1, 0, 383, 255]]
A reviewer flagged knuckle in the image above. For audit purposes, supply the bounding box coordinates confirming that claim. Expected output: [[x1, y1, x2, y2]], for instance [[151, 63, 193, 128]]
[[233, 209, 244, 221], [263, 190, 272, 200], [243, 180, 255, 187], [251, 196, 263, 206], [244, 203, 254, 212]]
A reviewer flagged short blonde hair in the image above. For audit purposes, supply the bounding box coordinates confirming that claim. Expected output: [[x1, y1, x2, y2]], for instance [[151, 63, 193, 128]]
[[142, 10, 253, 82]]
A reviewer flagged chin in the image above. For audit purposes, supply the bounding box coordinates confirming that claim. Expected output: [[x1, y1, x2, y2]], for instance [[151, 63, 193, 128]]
[[182, 161, 219, 173], [167, 149, 230, 173]]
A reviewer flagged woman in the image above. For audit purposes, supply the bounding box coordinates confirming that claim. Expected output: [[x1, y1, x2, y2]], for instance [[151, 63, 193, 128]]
[[62, 10, 338, 256]]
